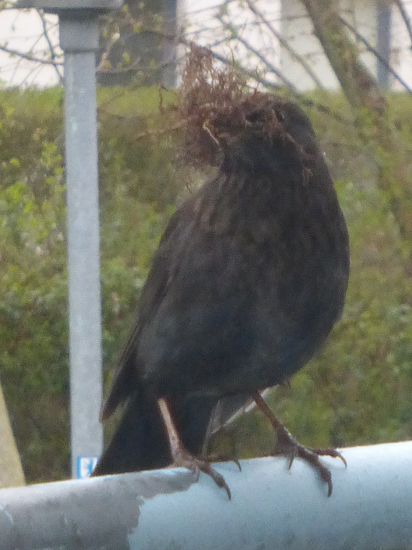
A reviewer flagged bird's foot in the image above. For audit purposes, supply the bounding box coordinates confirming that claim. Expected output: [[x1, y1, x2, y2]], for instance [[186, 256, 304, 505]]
[[158, 397, 232, 499], [252, 392, 345, 497], [173, 446, 232, 499], [272, 423, 346, 497]]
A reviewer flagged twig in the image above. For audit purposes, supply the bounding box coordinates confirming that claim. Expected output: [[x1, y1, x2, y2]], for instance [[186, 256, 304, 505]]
[[395, 0, 412, 46], [339, 15, 412, 95], [38, 10, 63, 84], [0, 43, 63, 67], [217, 16, 297, 91], [179, 36, 281, 92], [244, 0, 324, 89]]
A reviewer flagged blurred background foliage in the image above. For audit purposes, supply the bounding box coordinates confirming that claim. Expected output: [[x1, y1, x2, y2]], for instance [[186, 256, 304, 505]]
[[1, 85, 412, 482]]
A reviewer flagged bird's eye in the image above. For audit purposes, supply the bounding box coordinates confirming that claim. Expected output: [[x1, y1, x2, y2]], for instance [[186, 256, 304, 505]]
[[246, 111, 262, 124], [276, 109, 286, 122]]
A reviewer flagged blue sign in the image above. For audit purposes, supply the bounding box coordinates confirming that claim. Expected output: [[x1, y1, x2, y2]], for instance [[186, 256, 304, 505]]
[[77, 456, 98, 479]]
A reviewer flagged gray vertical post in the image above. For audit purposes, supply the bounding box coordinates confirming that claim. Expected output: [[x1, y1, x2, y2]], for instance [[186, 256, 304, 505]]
[[377, 0, 392, 89], [16, 0, 122, 479], [161, 0, 178, 88], [59, 13, 103, 478]]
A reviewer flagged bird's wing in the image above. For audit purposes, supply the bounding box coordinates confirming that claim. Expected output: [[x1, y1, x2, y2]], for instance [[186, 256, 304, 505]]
[[100, 196, 198, 421]]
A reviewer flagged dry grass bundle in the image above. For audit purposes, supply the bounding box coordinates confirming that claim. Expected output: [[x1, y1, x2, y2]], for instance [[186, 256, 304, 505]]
[[178, 45, 291, 168]]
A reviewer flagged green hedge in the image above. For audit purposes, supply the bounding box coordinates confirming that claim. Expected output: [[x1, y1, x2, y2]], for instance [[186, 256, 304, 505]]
[[1, 87, 412, 482], [0, 87, 181, 481]]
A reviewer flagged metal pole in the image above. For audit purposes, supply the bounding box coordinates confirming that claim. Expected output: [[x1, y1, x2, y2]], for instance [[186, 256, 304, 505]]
[[377, 0, 392, 89], [1, 442, 412, 550], [59, 13, 103, 478], [161, 0, 178, 88]]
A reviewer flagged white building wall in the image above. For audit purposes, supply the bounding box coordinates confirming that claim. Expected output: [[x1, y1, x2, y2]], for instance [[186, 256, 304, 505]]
[[390, 1, 412, 90], [2, 0, 412, 91], [280, 0, 412, 91], [280, 0, 378, 90]]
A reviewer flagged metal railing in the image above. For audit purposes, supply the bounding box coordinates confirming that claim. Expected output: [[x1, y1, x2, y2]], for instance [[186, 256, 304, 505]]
[[1, 441, 412, 550]]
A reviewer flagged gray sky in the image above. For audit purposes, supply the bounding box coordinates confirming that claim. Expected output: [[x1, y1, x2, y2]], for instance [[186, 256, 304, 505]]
[[0, 8, 61, 86], [2, 1, 412, 91], [0, 1, 222, 87]]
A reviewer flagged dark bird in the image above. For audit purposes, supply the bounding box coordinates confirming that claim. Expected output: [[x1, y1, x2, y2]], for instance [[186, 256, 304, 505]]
[[93, 95, 350, 498]]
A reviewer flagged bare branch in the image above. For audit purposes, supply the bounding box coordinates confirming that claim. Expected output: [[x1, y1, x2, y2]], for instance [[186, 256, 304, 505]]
[[395, 0, 412, 46], [217, 16, 297, 91], [300, 0, 385, 111], [0, 43, 63, 67], [200, 45, 281, 91], [339, 15, 412, 95], [244, 0, 324, 89], [37, 10, 63, 84]]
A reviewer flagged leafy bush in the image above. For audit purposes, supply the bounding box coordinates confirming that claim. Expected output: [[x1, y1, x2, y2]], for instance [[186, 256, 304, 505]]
[[0, 87, 181, 481], [1, 87, 412, 481]]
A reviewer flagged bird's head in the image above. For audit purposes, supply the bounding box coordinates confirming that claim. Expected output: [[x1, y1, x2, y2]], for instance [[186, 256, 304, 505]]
[[179, 46, 320, 174], [199, 95, 320, 175]]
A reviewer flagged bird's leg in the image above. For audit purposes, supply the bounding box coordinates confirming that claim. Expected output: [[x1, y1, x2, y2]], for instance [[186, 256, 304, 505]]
[[252, 392, 346, 497], [157, 398, 232, 499]]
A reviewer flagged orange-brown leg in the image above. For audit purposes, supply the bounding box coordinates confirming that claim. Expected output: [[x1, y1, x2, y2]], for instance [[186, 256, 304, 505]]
[[158, 398, 232, 499], [253, 392, 346, 497]]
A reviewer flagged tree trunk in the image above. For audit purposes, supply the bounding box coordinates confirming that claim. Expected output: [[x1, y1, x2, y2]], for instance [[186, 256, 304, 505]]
[[301, 0, 412, 264], [301, 0, 385, 112]]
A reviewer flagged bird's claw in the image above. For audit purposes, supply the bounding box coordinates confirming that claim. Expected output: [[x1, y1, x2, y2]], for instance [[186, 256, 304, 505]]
[[272, 428, 345, 497], [197, 461, 232, 500], [172, 447, 232, 499], [310, 447, 347, 468]]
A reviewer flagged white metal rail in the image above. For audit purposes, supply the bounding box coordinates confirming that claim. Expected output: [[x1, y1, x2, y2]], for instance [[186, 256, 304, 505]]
[[1, 441, 412, 550]]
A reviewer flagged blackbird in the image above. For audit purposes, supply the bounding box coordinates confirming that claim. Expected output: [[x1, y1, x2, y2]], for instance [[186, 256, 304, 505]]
[[93, 95, 350, 498]]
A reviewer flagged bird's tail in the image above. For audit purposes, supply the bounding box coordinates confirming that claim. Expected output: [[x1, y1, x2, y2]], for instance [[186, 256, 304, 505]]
[[92, 391, 171, 476], [93, 392, 220, 476]]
